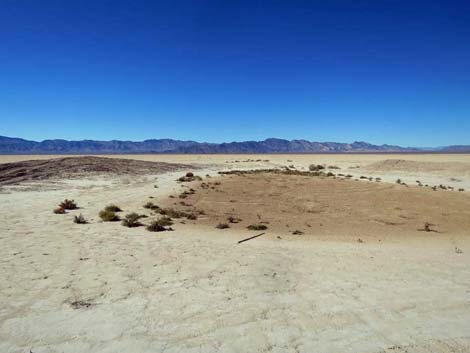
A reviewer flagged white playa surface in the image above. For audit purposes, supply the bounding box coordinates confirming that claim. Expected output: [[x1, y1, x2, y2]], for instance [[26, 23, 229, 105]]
[[1, 154, 470, 353]]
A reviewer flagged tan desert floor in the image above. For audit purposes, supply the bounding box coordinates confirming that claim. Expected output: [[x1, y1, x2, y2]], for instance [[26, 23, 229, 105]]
[[1, 155, 470, 353]]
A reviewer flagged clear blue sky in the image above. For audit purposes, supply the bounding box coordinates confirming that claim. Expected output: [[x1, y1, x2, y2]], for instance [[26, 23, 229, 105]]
[[1, 0, 469, 146]]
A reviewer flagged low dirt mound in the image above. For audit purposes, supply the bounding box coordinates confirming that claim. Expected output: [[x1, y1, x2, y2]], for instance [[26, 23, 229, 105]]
[[365, 159, 470, 174], [0, 156, 193, 185], [163, 172, 470, 239]]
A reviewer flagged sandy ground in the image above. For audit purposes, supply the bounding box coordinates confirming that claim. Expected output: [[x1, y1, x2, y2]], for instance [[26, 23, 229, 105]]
[[1, 154, 470, 353]]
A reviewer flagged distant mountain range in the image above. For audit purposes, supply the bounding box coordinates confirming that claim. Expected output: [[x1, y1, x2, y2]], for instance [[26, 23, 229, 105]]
[[0, 135, 469, 154]]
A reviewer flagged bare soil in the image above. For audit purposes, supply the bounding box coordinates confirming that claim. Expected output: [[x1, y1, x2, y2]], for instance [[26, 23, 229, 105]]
[[165, 171, 470, 239]]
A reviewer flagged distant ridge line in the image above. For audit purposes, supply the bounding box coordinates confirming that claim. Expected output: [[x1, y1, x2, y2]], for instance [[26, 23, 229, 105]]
[[0, 135, 468, 154]]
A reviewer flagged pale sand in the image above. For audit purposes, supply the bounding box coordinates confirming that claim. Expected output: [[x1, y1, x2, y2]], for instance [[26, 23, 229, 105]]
[[1, 154, 470, 353]]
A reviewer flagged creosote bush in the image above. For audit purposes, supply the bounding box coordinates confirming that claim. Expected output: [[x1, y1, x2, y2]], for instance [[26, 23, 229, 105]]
[[216, 223, 230, 229], [59, 199, 78, 210], [247, 224, 268, 231], [73, 214, 88, 224], [99, 209, 120, 222]]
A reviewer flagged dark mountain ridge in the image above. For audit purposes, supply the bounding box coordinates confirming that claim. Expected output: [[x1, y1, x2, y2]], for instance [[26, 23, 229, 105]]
[[0, 135, 468, 154]]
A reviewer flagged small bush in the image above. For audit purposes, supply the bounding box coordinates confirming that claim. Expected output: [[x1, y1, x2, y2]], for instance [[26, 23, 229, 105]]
[[105, 204, 122, 212], [143, 202, 161, 211], [309, 164, 325, 171], [247, 224, 267, 231], [59, 199, 78, 210], [146, 221, 167, 232], [177, 172, 202, 182], [396, 179, 402, 184], [73, 214, 88, 224], [216, 223, 229, 229], [157, 216, 173, 226], [121, 212, 143, 227], [54, 207, 66, 214], [186, 213, 198, 220], [99, 209, 120, 222], [227, 216, 241, 223]]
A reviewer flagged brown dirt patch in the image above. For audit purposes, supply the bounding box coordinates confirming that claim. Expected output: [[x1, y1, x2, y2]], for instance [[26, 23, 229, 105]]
[[164, 171, 470, 239], [0, 156, 194, 186]]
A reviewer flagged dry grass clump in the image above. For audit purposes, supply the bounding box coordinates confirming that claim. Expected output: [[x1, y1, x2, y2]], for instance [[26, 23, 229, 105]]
[[104, 204, 122, 212], [54, 207, 66, 214], [247, 224, 268, 231], [121, 212, 144, 227], [216, 223, 230, 229], [177, 172, 202, 182], [73, 214, 88, 224], [99, 209, 120, 222], [59, 199, 78, 210]]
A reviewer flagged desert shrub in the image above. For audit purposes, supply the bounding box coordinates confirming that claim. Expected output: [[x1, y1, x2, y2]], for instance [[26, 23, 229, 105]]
[[54, 207, 66, 214], [328, 165, 341, 169], [186, 213, 198, 220], [99, 209, 120, 222], [121, 212, 143, 227], [458, 188, 465, 192], [396, 179, 402, 184], [292, 230, 304, 235], [216, 223, 230, 229], [157, 216, 173, 226], [158, 208, 187, 218], [309, 164, 325, 171], [73, 214, 88, 224], [326, 172, 335, 177], [105, 204, 122, 212], [146, 221, 167, 232], [143, 202, 161, 211], [247, 224, 267, 231], [59, 199, 78, 210], [177, 172, 202, 182], [227, 216, 241, 223]]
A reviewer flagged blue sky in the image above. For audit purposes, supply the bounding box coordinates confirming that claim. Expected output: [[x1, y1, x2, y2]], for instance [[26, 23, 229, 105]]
[[1, 0, 469, 146]]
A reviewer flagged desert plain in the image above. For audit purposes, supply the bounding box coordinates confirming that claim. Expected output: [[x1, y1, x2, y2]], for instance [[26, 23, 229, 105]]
[[1, 153, 470, 353]]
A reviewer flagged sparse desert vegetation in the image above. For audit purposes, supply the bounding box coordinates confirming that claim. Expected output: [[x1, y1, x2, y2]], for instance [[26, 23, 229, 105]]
[[121, 212, 144, 227], [73, 214, 88, 224], [59, 199, 78, 210], [99, 209, 120, 222]]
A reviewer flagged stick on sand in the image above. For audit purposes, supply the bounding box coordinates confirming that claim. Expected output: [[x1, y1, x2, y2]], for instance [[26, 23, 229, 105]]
[[237, 233, 265, 244]]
